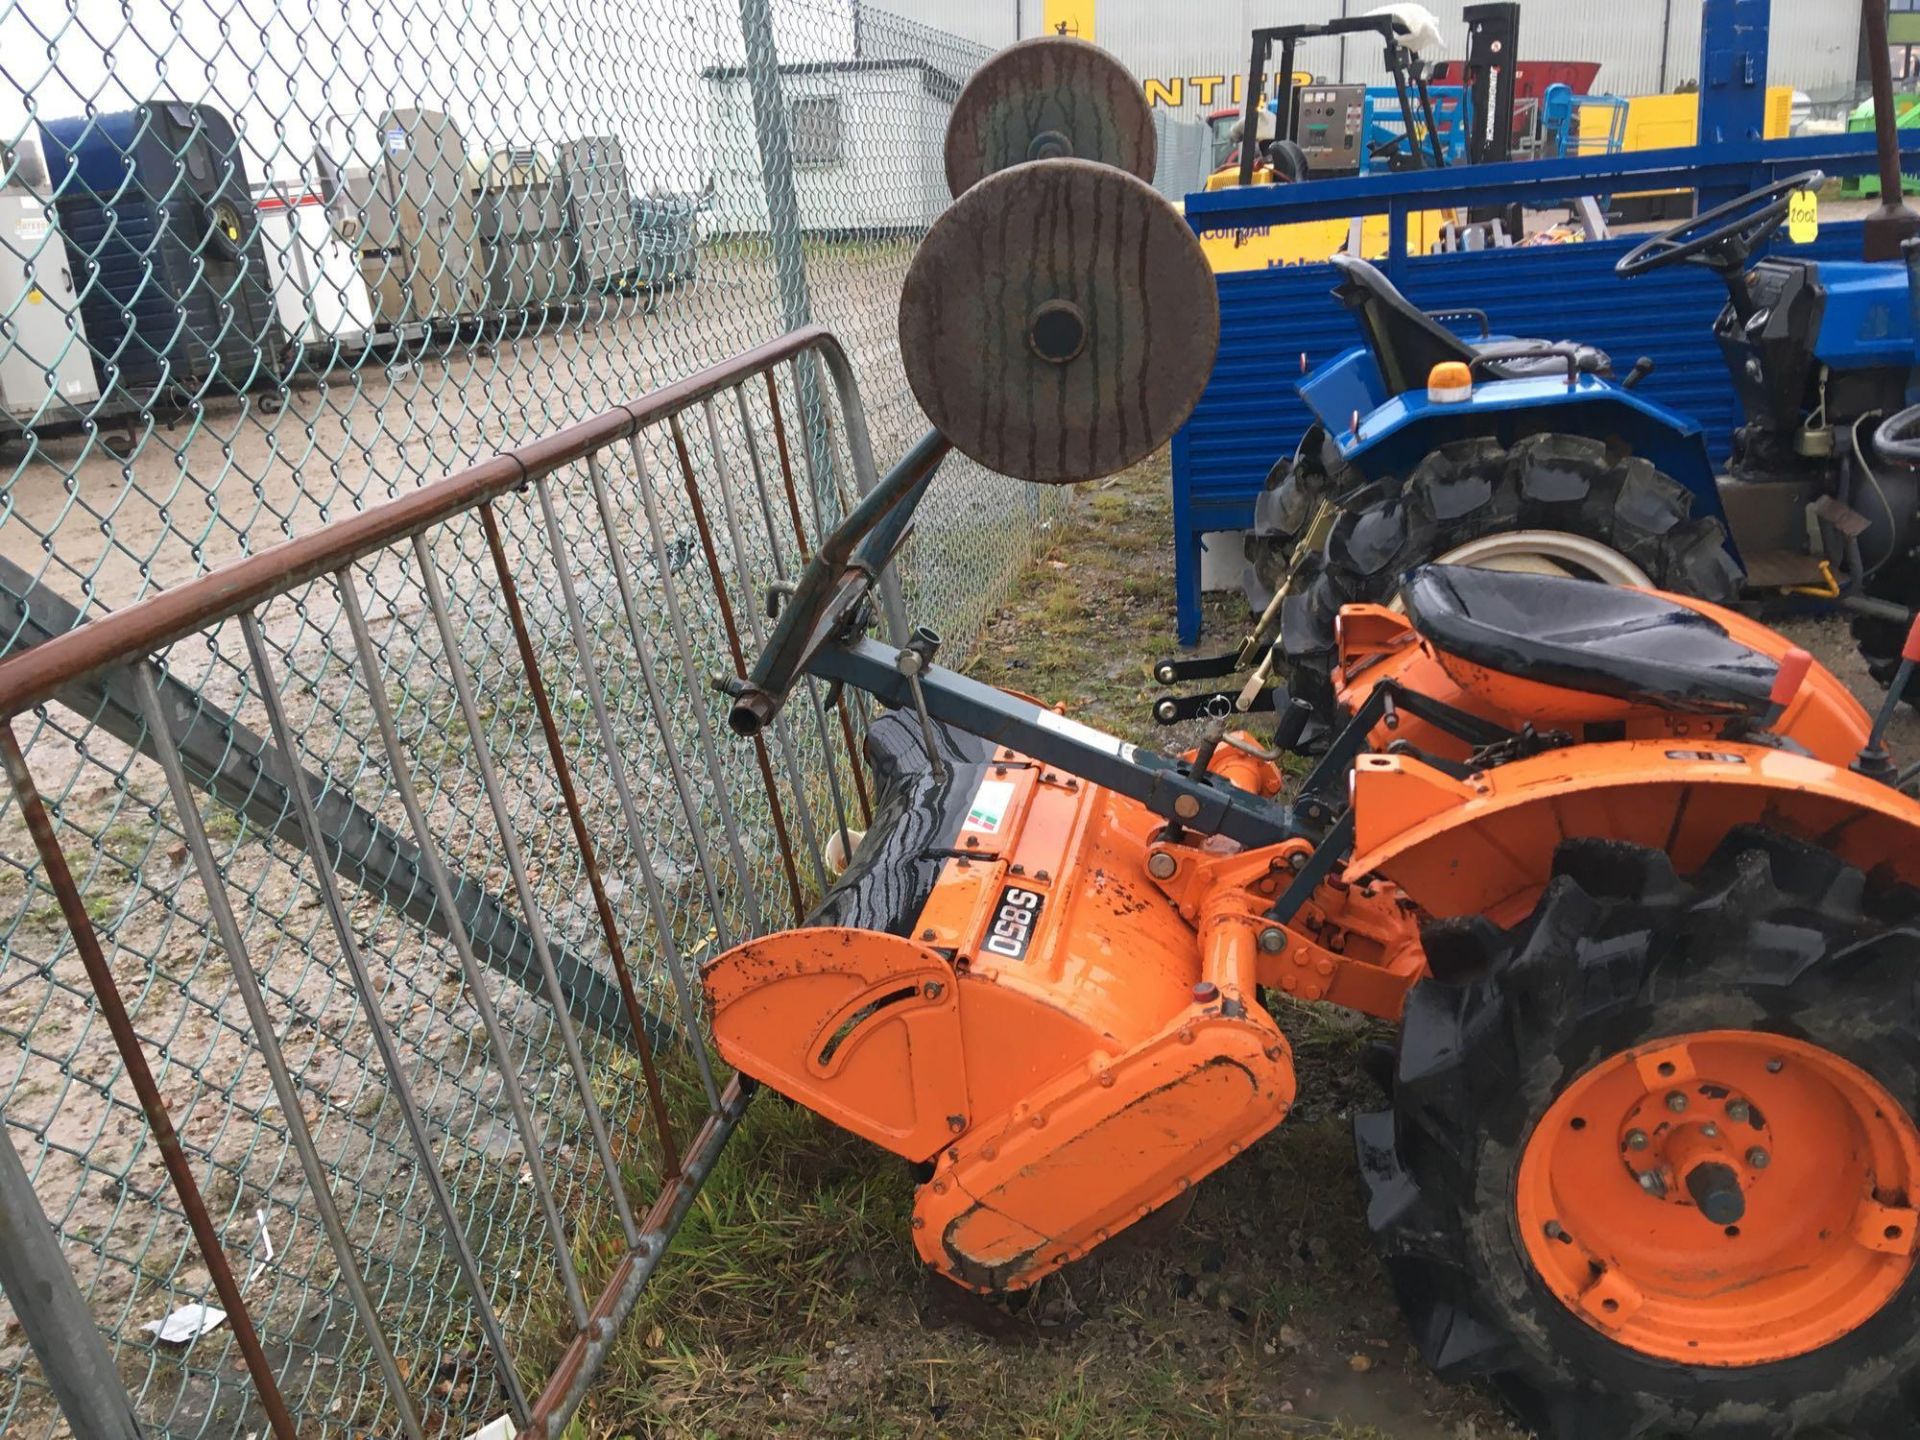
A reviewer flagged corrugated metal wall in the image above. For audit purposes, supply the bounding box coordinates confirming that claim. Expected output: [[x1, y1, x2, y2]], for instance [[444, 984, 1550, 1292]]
[[868, 2, 1864, 117]]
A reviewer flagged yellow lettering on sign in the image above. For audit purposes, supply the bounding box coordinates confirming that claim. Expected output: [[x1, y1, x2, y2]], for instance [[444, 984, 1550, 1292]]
[[1139, 71, 1313, 110], [1043, 0, 1093, 40], [1787, 188, 1819, 245], [1143, 76, 1183, 108]]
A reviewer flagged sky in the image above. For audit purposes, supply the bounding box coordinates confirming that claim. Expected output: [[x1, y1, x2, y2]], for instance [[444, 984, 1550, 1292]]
[[2, 0, 860, 193]]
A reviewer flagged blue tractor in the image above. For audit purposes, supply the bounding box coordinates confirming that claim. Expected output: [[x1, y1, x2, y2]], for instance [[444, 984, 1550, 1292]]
[[1222, 169, 1920, 726]]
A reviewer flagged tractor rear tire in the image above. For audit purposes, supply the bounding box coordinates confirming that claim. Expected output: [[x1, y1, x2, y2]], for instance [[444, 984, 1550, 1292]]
[[1356, 828, 1920, 1439], [1241, 424, 1339, 610], [1269, 433, 1742, 718]]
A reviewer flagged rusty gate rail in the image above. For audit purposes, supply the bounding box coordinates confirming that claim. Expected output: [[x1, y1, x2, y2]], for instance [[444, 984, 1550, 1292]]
[[0, 325, 885, 1439]]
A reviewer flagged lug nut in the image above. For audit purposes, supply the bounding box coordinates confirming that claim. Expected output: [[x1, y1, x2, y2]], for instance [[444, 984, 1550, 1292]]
[[1747, 1147, 1770, 1169], [1701, 1123, 1719, 1139], [1666, 1092, 1689, 1113], [1726, 1100, 1751, 1124], [1258, 926, 1287, 954], [1625, 1129, 1649, 1151]]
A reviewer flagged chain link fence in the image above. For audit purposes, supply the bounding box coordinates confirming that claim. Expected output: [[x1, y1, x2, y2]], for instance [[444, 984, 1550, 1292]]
[[0, 0, 1067, 1433]]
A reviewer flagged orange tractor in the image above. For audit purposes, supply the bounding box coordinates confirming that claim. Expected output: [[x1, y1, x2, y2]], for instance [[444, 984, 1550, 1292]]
[[704, 36, 1920, 1439]]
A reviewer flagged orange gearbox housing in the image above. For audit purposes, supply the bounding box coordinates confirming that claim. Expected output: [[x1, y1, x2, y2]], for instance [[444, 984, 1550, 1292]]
[[704, 738, 1298, 1292]]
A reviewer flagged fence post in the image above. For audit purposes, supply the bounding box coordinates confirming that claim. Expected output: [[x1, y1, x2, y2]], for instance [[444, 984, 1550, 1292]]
[[737, 0, 838, 517], [0, 1126, 144, 1440]]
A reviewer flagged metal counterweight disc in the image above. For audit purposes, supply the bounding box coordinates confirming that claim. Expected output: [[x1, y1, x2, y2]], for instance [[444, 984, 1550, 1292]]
[[899, 159, 1220, 485], [944, 35, 1157, 197]]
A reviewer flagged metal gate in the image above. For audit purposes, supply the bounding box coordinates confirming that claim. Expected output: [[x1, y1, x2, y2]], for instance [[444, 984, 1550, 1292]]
[[0, 325, 926, 1437]]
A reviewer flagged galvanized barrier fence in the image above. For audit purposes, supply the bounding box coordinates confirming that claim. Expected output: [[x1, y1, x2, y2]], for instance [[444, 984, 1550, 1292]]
[[1, 324, 895, 1438], [0, 0, 1067, 1433]]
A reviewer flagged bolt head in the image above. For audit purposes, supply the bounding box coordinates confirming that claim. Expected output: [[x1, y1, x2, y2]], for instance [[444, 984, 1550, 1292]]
[[1666, 1091, 1689, 1113], [1174, 794, 1202, 820], [1192, 980, 1220, 1004], [1148, 851, 1178, 880], [1701, 1122, 1719, 1139], [1156, 701, 1177, 723], [1766, 1058, 1785, 1073], [1544, 1220, 1565, 1240], [1626, 1129, 1649, 1150], [1639, 1171, 1665, 1195], [1747, 1147, 1770, 1169], [1288, 851, 1308, 872], [923, 981, 944, 1000], [1258, 926, 1287, 954]]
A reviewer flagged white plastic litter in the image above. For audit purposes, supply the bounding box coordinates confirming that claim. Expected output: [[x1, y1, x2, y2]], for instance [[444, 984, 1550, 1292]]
[[1364, 3, 1445, 56], [143, 1303, 227, 1345], [242, 1207, 276, 1290], [464, 1417, 518, 1440]]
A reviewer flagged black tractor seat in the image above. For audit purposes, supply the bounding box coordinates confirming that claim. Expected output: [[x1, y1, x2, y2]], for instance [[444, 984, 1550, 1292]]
[[1329, 254, 1611, 395], [1400, 565, 1778, 714]]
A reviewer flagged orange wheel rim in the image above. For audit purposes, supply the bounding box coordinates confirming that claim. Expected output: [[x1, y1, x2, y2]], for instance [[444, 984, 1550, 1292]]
[[1515, 1029, 1920, 1366]]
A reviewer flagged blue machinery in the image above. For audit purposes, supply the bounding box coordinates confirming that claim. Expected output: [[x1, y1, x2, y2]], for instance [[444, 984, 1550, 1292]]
[[1167, 0, 1917, 643]]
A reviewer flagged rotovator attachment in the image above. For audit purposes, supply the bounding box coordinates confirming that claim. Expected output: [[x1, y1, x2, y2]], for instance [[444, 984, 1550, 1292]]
[[703, 34, 1920, 1440]]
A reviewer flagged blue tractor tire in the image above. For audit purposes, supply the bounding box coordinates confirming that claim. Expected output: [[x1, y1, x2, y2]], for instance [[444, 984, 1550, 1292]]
[[1257, 433, 1742, 718]]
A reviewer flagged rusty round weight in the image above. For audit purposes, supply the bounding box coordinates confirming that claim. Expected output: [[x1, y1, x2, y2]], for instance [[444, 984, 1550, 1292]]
[[944, 35, 1157, 196], [899, 158, 1219, 485]]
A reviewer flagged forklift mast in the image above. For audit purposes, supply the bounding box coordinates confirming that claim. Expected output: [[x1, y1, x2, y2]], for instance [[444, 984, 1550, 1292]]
[[1236, 14, 1444, 189], [1462, 2, 1520, 167]]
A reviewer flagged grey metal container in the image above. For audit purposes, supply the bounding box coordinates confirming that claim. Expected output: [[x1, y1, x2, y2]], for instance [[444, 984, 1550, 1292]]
[[632, 191, 701, 288], [473, 149, 574, 314], [352, 110, 484, 327], [556, 135, 640, 291]]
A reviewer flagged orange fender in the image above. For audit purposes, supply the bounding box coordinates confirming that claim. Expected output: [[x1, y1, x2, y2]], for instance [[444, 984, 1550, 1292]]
[[1348, 741, 1920, 924], [704, 927, 969, 1159], [914, 998, 1293, 1292]]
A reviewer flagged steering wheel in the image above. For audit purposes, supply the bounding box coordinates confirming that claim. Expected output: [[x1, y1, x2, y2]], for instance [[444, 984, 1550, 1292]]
[[1615, 170, 1823, 279]]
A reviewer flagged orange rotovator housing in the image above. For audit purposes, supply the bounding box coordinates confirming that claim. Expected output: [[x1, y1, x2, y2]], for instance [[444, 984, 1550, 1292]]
[[704, 569, 1901, 1295]]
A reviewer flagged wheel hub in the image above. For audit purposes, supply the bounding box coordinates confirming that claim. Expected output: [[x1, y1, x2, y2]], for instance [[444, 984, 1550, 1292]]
[[1614, 1066, 1775, 1223], [1516, 1029, 1920, 1366]]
